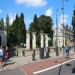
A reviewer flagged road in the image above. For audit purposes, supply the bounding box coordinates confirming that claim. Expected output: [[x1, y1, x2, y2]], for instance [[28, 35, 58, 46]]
[[34, 60, 75, 75], [0, 59, 75, 75], [0, 68, 26, 75]]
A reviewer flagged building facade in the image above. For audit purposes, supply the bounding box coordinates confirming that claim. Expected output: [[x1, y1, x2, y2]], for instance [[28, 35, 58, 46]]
[[64, 25, 73, 46], [53, 24, 73, 48]]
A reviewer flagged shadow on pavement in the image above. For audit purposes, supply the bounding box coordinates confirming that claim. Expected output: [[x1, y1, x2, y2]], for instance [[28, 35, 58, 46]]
[[72, 67, 75, 73], [3, 59, 15, 66], [58, 65, 62, 75], [58, 63, 72, 75], [65, 63, 72, 66]]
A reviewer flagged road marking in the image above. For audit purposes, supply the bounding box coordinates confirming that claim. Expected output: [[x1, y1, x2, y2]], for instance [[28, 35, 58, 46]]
[[9, 67, 17, 70], [33, 59, 75, 74], [19, 67, 27, 75]]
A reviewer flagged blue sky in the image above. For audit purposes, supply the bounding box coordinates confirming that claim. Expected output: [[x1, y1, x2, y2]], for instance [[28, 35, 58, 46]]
[[0, 0, 74, 29]]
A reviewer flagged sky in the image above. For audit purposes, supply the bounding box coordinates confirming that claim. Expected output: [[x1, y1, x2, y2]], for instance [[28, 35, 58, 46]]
[[0, 0, 75, 29]]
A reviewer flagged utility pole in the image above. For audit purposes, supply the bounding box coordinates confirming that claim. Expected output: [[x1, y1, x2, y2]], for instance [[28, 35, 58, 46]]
[[73, 1, 75, 52], [56, 8, 59, 56], [61, 0, 65, 53]]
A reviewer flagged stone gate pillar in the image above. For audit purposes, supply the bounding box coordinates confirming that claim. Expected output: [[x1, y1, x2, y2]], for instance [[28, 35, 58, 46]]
[[32, 32, 36, 49], [26, 31, 30, 50], [45, 34, 48, 47], [40, 33, 44, 48]]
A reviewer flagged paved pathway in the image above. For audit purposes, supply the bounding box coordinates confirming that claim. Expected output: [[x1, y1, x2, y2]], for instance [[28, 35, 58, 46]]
[[34, 60, 75, 75], [20, 54, 75, 75]]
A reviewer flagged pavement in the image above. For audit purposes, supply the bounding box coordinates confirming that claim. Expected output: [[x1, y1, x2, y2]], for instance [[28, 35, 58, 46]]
[[33, 59, 75, 75], [0, 68, 26, 75], [0, 49, 63, 69], [0, 49, 75, 75], [20, 54, 75, 75]]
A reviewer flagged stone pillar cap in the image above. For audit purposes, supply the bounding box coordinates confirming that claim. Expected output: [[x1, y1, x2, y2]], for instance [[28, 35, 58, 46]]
[[26, 30, 30, 33], [32, 32, 36, 34]]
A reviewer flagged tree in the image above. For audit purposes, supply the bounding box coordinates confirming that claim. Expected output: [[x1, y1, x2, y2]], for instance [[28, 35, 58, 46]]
[[38, 15, 53, 35], [17, 13, 26, 45], [72, 9, 75, 51], [7, 27, 16, 46], [9, 13, 26, 46], [20, 13, 26, 43], [0, 18, 4, 29], [38, 15, 53, 46], [6, 15, 10, 29], [29, 15, 53, 47], [6, 15, 11, 46], [29, 14, 38, 32], [29, 14, 39, 48], [7, 14, 19, 46]]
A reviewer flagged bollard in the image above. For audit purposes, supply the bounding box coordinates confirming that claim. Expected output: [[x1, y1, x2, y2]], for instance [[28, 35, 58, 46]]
[[16, 51, 18, 57], [32, 50, 35, 61], [22, 50, 25, 57], [47, 47, 50, 58], [39, 48, 44, 59]]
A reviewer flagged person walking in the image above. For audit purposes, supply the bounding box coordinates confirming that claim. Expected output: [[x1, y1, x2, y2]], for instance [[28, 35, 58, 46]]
[[0, 46, 3, 70], [64, 44, 70, 59]]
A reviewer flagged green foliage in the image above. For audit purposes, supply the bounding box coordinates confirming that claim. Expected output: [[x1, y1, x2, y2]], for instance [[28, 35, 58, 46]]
[[6, 15, 10, 28], [29, 14, 39, 48], [29, 14, 53, 47], [29, 14, 38, 32], [6, 15, 10, 46], [0, 18, 4, 29], [38, 15, 53, 36], [7, 13, 26, 46], [7, 27, 16, 46]]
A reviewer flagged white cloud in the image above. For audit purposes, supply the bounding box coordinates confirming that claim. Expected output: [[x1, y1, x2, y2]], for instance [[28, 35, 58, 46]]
[[9, 13, 16, 25], [58, 14, 68, 25], [45, 7, 53, 16], [15, 0, 47, 7], [0, 9, 3, 13]]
